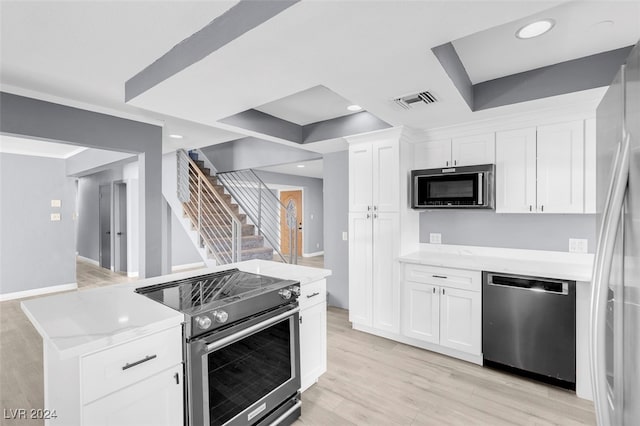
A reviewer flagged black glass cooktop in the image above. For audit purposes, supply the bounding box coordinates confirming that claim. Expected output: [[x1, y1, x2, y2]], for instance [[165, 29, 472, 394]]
[[135, 269, 288, 314]]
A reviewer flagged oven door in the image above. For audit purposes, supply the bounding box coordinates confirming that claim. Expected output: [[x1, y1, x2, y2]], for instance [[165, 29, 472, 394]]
[[187, 304, 301, 426]]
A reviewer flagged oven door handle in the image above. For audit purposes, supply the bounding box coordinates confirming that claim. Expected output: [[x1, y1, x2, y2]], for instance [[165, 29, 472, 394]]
[[205, 306, 300, 353]]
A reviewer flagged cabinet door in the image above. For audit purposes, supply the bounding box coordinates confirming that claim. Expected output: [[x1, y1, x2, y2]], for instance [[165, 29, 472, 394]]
[[537, 121, 585, 213], [83, 366, 183, 426], [372, 212, 400, 333], [373, 140, 399, 212], [414, 139, 452, 169], [584, 118, 596, 214], [452, 133, 495, 166], [349, 143, 373, 212], [299, 302, 327, 392], [496, 128, 537, 213], [439, 287, 481, 355], [348, 213, 373, 326], [402, 282, 439, 344]]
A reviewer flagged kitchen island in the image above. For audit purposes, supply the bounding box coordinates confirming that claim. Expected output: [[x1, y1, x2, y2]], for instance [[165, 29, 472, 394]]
[[21, 260, 331, 426]]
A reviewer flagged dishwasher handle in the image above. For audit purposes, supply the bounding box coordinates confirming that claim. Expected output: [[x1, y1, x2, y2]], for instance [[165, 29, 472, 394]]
[[487, 273, 570, 295]]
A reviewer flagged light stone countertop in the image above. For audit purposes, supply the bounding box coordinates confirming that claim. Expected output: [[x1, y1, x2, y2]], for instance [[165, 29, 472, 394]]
[[398, 245, 594, 282], [21, 260, 331, 359]]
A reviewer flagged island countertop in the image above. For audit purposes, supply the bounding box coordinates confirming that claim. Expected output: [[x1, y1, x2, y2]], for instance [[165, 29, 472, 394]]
[[21, 260, 331, 359]]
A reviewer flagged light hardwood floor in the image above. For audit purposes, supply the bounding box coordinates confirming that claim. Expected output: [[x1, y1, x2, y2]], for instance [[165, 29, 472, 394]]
[[0, 256, 595, 426]]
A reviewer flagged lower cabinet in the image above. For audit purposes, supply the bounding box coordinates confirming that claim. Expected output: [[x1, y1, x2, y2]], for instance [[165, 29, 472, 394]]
[[401, 264, 482, 358], [83, 365, 183, 426], [299, 279, 327, 392]]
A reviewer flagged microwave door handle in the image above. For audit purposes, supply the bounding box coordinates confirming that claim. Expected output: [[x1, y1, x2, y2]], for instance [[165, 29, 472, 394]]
[[477, 173, 483, 205]]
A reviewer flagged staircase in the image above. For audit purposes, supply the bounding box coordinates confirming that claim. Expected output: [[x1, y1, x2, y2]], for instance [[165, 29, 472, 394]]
[[178, 150, 273, 264]]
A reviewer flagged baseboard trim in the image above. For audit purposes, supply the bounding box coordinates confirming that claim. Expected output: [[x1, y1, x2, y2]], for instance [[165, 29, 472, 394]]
[[0, 282, 78, 302], [302, 251, 324, 258], [77, 255, 99, 266], [172, 262, 206, 272]]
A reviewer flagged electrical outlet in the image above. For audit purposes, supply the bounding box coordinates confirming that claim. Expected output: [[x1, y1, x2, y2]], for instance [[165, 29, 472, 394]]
[[342, 232, 348, 241], [316, 243, 320, 248], [569, 238, 588, 253], [429, 233, 442, 244], [50, 213, 61, 221], [51, 199, 61, 207]]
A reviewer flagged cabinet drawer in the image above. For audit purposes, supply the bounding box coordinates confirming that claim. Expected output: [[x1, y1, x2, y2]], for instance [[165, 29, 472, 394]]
[[82, 326, 182, 404], [404, 264, 481, 292], [299, 279, 326, 309]]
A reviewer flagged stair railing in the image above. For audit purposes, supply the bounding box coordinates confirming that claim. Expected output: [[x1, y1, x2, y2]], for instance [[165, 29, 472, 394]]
[[215, 169, 298, 264], [176, 149, 242, 265]]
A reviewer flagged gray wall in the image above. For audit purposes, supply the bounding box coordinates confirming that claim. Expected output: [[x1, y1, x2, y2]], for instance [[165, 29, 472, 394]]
[[419, 210, 597, 253], [0, 153, 77, 294], [322, 151, 349, 309], [76, 168, 124, 262], [200, 137, 320, 172], [171, 211, 203, 267], [0, 92, 164, 278], [254, 170, 324, 255]]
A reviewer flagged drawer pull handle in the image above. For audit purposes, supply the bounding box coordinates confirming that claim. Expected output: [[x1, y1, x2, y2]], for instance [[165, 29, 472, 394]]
[[306, 292, 320, 299], [174, 372, 180, 385], [432, 275, 448, 279], [122, 354, 157, 371]]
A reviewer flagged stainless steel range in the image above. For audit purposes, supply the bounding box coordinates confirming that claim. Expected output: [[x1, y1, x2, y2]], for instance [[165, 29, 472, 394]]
[[136, 268, 302, 426]]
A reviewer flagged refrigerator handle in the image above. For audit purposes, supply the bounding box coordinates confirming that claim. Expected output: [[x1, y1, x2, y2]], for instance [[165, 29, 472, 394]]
[[590, 133, 630, 426]]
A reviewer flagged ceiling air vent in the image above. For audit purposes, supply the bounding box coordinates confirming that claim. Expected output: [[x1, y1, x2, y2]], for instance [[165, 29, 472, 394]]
[[393, 91, 437, 110]]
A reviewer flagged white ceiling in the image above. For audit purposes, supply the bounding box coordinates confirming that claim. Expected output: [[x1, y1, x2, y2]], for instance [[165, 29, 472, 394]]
[[2, 0, 639, 158], [256, 159, 323, 179], [254, 85, 361, 125], [0, 0, 243, 151], [453, 1, 640, 84], [0, 135, 86, 159]]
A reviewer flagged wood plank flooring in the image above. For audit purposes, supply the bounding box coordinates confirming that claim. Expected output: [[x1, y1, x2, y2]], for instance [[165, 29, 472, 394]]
[[0, 256, 595, 426], [295, 308, 595, 426]]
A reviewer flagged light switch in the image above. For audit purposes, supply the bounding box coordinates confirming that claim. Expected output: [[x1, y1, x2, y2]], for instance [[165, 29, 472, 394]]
[[51, 213, 61, 221], [430, 233, 442, 244], [342, 232, 348, 241], [51, 199, 61, 207], [569, 238, 588, 253]]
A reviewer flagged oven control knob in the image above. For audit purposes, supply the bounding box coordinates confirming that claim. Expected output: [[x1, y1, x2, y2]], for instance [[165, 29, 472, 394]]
[[279, 289, 292, 300], [195, 315, 212, 330], [291, 286, 301, 297], [213, 310, 229, 324]]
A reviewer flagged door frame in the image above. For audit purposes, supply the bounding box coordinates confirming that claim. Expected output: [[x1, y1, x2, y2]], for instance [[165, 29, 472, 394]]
[[98, 183, 112, 270], [113, 180, 127, 273]]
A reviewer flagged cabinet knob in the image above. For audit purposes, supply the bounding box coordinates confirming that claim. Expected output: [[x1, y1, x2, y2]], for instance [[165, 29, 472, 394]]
[[541, 205, 544, 212], [446, 160, 449, 167], [366, 213, 370, 219], [529, 205, 532, 212], [367, 205, 371, 211], [454, 160, 457, 166]]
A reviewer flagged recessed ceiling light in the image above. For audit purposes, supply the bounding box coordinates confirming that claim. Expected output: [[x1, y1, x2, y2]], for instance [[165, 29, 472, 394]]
[[347, 104, 362, 112], [516, 19, 555, 39], [297, 164, 305, 168], [169, 134, 183, 139]]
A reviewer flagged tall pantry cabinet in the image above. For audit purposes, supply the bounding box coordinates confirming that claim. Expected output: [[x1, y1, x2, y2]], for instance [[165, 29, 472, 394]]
[[347, 127, 419, 335]]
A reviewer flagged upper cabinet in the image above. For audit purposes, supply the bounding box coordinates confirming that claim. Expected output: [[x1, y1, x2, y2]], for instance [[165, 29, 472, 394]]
[[496, 120, 586, 213], [414, 133, 495, 169], [349, 138, 399, 212]]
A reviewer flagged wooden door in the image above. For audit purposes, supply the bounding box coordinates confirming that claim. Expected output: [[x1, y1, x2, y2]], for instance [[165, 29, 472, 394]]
[[280, 190, 303, 256]]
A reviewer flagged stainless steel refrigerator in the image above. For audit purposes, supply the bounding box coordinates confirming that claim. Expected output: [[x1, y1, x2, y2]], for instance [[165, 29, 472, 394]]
[[592, 40, 640, 425]]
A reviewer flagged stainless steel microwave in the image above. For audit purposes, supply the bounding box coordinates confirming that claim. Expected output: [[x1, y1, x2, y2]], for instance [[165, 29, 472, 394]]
[[411, 164, 495, 209]]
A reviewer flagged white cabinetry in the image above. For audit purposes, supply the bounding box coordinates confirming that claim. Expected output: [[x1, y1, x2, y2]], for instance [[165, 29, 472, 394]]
[[81, 326, 183, 425], [83, 365, 183, 426], [414, 133, 495, 169], [496, 120, 585, 213], [349, 138, 398, 212], [347, 128, 418, 338], [584, 118, 596, 214], [299, 279, 327, 392], [402, 264, 482, 357]]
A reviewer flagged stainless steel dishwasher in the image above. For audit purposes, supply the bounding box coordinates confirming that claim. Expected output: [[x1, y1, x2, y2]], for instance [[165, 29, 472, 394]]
[[482, 271, 576, 389]]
